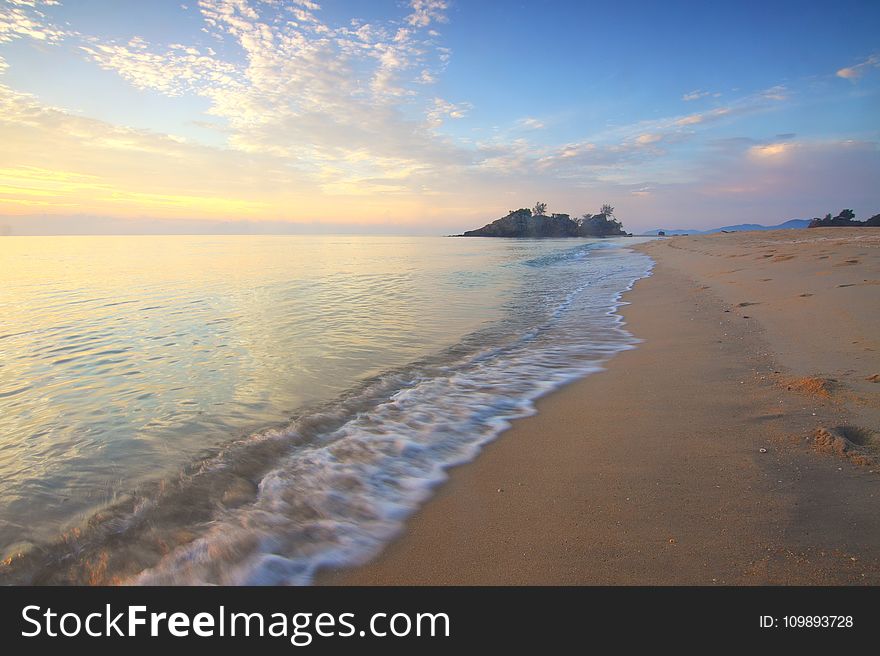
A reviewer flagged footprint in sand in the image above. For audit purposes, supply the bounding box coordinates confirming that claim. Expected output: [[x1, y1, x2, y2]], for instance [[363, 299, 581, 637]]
[[813, 426, 877, 466], [799, 293, 813, 297], [737, 301, 760, 307], [838, 284, 856, 288], [834, 259, 860, 267], [866, 374, 880, 383]]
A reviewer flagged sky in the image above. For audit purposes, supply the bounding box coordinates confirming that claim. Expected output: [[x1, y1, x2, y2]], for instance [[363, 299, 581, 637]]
[[0, 0, 878, 234]]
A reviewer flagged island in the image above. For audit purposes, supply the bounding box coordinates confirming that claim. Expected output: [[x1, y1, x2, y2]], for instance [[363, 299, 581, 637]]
[[460, 203, 629, 238]]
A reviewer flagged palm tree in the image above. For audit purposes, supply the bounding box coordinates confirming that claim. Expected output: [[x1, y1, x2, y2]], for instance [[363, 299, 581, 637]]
[[599, 203, 614, 217], [533, 201, 548, 216]]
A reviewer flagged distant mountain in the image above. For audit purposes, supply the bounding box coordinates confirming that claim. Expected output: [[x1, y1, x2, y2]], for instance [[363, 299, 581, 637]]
[[642, 218, 809, 236], [706, 219, 811, 233]]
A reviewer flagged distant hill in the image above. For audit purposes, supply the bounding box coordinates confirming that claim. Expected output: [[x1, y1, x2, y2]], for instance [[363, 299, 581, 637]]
[[642, 218, 810, 236]]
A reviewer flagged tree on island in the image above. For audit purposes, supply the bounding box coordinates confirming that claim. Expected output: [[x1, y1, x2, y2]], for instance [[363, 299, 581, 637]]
[[575, 204, 625, 237], [808, 209, 870, 228], [532, 201, 548, 217]]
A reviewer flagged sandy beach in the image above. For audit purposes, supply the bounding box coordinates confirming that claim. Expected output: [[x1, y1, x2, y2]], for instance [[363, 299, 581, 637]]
[[321, 228, 880, 585]]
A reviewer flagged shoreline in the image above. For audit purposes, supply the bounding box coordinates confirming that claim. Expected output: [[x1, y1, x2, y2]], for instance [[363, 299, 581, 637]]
[[320, 229, 880, 585]]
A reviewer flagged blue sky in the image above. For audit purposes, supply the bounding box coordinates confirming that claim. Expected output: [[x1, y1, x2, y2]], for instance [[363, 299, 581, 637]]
[[0, 0, 878, 233]]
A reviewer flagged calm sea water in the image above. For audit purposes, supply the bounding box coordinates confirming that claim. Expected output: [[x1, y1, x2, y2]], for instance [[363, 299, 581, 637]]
[[0, 235, 652, 584]]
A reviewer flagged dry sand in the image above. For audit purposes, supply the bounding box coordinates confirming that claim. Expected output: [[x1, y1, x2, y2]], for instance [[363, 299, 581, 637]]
[[320, 228, 880, 585]]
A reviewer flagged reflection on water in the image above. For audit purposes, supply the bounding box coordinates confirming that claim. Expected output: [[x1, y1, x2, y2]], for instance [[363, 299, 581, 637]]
[[0, 235, 514, 553]]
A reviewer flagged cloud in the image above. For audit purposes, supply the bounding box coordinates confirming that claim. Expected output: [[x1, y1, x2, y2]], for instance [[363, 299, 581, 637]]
[[674, 107, 731, 126], [603, 138, 880, 232], [635, 133, 662, 145], [1, 1, 875, 233], [0, 82, 301, 218], [80, 41, 240, 97], [406, 0, 449, 28], [70, 0, 470, 193], [682, 89, 710, 101], [0, 0, 65, 44], [748, 142, 791, 159], [682, 89, 723, 102], [426, 97, 471, 127], [0, 80, 486, 225], [517, 117, 545, 130], [836, 54, 879, 80], [760, 85, 788, 101]]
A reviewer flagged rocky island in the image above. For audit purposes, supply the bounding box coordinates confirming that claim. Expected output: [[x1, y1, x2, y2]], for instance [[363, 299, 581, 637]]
[[461, 203, 629, 238]]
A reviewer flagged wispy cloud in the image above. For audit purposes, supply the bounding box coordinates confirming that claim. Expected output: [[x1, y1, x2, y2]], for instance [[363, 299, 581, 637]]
[[760, 85, 788, 101], [74, 0, 464, 191], [675, 107, 731, 126], [517, 117, 545, 130], [836, 54, 879, 80], [682, 89, 711, 101], [0, 82, 295, 217]]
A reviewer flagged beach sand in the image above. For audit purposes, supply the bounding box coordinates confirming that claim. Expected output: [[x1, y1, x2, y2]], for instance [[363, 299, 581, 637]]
[[320, 228, 880, 585]]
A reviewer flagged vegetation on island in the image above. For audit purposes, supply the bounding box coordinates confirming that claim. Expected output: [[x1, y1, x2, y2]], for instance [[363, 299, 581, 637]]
[[808, 209, 880, 228], [462, 202, 628, 238]]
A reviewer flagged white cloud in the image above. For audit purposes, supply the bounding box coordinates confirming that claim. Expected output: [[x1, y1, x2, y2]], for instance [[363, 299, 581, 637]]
[[406, 0, 449, 28], [518, 117, 545, 130], [682, 89, 710, 101], [427, 97, 471, 127], [71, 0, 468, 190], [80, 41, 240, 97], [0, 0, 65, 44], [760, 85, 788, 101]]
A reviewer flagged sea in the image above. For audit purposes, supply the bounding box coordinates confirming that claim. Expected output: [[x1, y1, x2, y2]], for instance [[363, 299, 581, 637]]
[[0, 234, 653, 584]]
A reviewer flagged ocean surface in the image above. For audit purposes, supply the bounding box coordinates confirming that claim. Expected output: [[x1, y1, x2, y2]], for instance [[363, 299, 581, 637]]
[[0, 235, 653, 584]]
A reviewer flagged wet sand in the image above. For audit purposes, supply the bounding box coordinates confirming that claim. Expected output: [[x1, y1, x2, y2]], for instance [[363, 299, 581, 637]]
[[320, 228, 880, 585]]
